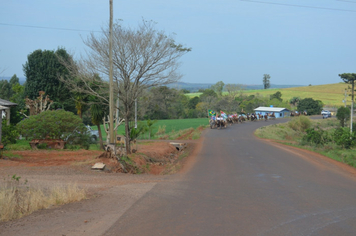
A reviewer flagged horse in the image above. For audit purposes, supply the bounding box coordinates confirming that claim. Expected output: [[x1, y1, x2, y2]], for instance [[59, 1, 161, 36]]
[[264, 114, 268, 121], [216, 119, 227, 129], [269, 112, 276, 120], [209, 119, 216, 129]]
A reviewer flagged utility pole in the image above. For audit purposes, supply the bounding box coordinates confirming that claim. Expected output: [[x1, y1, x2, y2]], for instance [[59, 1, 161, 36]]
[[109, 0, 114, 144], [343, 89, 347, 107], [351, 81, 354, 134]]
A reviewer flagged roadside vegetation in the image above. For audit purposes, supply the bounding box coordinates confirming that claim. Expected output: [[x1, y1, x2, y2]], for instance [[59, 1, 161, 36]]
[[255, 115, 356, 168], [0, 175, 86, 222]]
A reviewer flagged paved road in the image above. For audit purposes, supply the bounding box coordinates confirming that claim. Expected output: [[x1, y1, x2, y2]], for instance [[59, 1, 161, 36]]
[[104, 118, 356, 236]]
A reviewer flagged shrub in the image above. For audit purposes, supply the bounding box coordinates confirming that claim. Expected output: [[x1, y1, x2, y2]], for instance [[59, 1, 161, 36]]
[[17, 110, 86, 140], [336, 106, 350, 127], [332, 127, 356, 149], [1, 120, 19, 146], [65, 131, 92, 150], [302, 127, 330, 146], [288, 116, 312, 132]]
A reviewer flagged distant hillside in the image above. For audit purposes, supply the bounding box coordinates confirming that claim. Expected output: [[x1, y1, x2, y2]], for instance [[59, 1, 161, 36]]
[[244, 83, 348, 107], [167, 82, 304, 92]]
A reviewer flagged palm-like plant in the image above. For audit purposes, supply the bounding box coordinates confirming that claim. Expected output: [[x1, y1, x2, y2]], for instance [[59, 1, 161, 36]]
[[90, 103, 105, 149]]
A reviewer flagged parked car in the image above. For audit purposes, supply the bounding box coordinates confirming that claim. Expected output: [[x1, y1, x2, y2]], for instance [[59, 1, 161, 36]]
[[86, 125, 99, 141], [321, 110, 331, 117]]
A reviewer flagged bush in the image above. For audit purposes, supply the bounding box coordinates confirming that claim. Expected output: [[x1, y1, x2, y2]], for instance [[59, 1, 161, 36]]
[[64, 131, 92, 150], [332, 127, 356, 149], [336, 107, 350, 127], [288, 116, 311, 132], [1, 120, 19, 146], [17, 110, 86, 140], [302, 127, 330, 146]]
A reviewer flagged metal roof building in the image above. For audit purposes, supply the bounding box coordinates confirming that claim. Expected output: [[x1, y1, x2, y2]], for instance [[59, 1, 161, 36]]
[[254, 106, 290, 118]]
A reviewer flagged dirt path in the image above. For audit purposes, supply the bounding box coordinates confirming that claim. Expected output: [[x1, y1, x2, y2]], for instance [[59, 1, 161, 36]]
[[0, 141, 199, 236]]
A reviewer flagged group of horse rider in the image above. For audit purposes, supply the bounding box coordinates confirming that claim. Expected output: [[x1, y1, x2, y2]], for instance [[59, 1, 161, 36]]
[[208, 110, 275, 129]]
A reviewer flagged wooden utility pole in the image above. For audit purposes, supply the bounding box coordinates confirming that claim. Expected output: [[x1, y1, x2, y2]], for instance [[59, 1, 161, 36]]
[[351, 81, 354, 134], [109, 0, 114, 144]]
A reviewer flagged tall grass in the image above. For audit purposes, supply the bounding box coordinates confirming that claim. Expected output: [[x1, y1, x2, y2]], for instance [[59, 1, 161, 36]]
[[0, 176, 86, 222]]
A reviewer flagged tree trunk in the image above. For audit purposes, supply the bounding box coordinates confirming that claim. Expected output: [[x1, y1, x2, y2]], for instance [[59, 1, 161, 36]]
[[124, 113, 131, 154], [96, 123, 104, 150]]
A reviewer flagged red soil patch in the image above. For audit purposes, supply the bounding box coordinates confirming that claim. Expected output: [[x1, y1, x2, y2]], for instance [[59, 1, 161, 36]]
[[177, 129, 194, 140], [0, 142, 183, 175]]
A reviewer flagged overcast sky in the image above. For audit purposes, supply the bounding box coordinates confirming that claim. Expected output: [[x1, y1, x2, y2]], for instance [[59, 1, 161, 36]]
[[0, 0, 355, 86]]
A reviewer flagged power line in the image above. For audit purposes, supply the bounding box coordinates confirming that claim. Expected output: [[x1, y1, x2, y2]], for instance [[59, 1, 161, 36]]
[[0, 23, 101, 33], [240, 0, 356, 12]]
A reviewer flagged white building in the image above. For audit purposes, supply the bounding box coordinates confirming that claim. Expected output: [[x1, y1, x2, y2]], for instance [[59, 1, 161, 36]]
[[254, 106, 290, 118]]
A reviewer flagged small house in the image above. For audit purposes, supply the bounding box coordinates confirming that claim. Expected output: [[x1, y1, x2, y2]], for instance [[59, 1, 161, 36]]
[[254, 106, 290, 118]]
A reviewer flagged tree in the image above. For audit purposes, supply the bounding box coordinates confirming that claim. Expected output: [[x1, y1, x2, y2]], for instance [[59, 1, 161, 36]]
[[90, 102, 105, 150], [211, 81, 225, 96], [339, 73, 356, 133], [289, 96, 300, 106], [336, 106, 350, 127], [61, 20, 190, 154], [23, 48, 75, 112], [224, 84, 244, 101], [187, 96, 200, 109], [270, 91, 282, 102], [263, 74, 271, 89], [0, 79, 12, 100], [297, 98, 323, 115]]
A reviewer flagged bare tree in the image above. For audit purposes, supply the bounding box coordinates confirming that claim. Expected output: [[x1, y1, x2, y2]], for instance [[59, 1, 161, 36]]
[[224, 84, 244, 101], [62, 20, 190, 154]]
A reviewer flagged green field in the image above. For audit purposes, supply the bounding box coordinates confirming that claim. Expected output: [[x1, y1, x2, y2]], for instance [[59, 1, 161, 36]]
[[94, 118, 209, 140], [185, 83, 349, 107]]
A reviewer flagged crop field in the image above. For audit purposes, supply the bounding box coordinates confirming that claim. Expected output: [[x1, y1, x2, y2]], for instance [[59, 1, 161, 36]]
[[94, 118, 209, 140], [244, 83, 349, 107], [185, 83, 350, 107]]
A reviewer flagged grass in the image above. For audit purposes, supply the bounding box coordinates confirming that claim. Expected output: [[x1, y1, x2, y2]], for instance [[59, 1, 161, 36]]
[[184, 83, 349, 108], [244, 83, 349, 107], [6, 139, 32, 151], [94, 118, 209, 140], [0, 175, 86, 222], [255, 116, 356, 168]]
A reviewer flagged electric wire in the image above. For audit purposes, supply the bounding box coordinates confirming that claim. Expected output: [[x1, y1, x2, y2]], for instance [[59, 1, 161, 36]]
[[0, 22, 101, 33]]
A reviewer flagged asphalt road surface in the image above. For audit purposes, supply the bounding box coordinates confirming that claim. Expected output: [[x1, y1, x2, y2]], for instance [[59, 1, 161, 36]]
[[104, 118, 356, 236]]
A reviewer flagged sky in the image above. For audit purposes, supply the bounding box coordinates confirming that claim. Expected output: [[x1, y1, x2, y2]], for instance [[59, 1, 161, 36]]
[[0, 0, 356, 86]]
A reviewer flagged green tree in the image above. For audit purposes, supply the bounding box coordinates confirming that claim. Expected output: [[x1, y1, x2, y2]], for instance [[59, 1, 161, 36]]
[[289, 96, 300, 106], [339, 73, 356, 133], [270, 91, 282, 102], [0, 80, 12, 100], [90, 102, 106, 150], [211, 81, 225, 96], [187, 96, 200, 109], [23, 48, 75, 112], [297, 98, 323, 115], [263, 74, 271, 89], [336, 106, 350, 127]]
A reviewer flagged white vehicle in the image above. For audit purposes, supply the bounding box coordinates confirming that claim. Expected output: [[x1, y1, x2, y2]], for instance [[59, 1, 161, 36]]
[[86, 125, 99, 141], [321, 110, 331, 117]]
